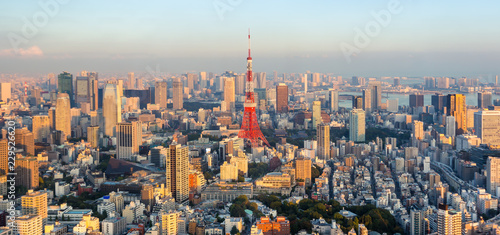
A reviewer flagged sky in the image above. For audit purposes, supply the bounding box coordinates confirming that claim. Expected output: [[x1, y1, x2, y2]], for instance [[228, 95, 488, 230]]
[[0, 0, 499, 79]]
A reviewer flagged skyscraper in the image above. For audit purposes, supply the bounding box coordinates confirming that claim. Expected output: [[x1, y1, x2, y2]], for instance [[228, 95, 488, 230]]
[[32, 115, 50, 143], [128, 72, 135, 89], [362, 89, 371, 112], [487, 156, 500, 196], [409, 94, 424, 108], [187, 73, 195, 90], [15, 156, 39, 190], [432, 93, 447, 113], [88, 72, 98, 111], [75, 76, 89, 104], [447, 94, 467, 135], [223, 77, 235, 111], [412, 120, 424, 141], [0, 82, 11, 102], [48, 107, 56, 130], [235, 74, 245, 95], [103, 83, 122, 137], [14, 129, 34, 156], [474, 110, 500, 147], [349, 109, 365, 142], [445, 116, 456, 137], [369, 81, 382, 110], [312, 101, 322, 128], [329, 90, 338, 112], [276, 83, 288, 113], [317, 123, 330, 160], [478, 92, 493, 109], [155, 81, 168, 109], [173, 79, 183, 110], [56, 93, 71, 139], [116, 121, 142, 161], [166, 144, 189, 204], [58, 71, 74, 106], [255, 72, 267, 89]]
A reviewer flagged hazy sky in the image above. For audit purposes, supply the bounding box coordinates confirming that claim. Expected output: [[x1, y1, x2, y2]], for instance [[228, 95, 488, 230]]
[[1, 0, 499, 78]]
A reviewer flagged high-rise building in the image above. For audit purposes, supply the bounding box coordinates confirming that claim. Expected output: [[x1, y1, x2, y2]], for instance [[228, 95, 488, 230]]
[[87, 126, 99, 148], [369, 81, 382, 110], [329, 90, 338, 112], [350, 109, 365, 142], [102, 216, 127, 235], [223, 77, 235, 111], [16, 215, 43, 235], [254, 72, 266, 89], [150, 146, 167, 168], [56, 93, 71, 139], [128, 72, 135, 89], [75, 76, 89, 104], [166, 144, 189, 204], [15, 129, 34, 156], [445, 116, 456, 137], [447, 94, 467, 135], [317, 123, 330, 160], [432, 93, 447, 113], [437, 204, 461, 235], [220, 161, 238, 182], [0, 82, 11, 102], [86, 72, 98, 111], [235, 74, 245, 95], [15, 156, 39, 189], [116, 121, 142, 161], [276, 83, 288, 113], [413, 120, 424, 141], [21, 190, 48, 223], [187, 73, 196, 90], [160, 211, 179, 235], [48, 107, 56, 130], [409, 94, 424, 108], [352, 96, 363, 109], [0, 139, 7, 175], [478, 92, 493, 109], [474, 111, 500, 147], [173, 79, 183, 110], [295, 157, 311, 186], [199, 71, 207, 89], [154, 81, 168, 109], [312, 101, 322, 128], [487, 157, 500, 196], [32, 115, 50, 143], [410, 205, 423, 235], [362, 89, 371, 112], [103, 83, 122, 137], [58, 71, 74, 106]]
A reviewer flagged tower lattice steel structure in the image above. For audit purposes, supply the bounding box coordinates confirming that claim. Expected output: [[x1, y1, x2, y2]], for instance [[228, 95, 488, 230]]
[[238, 30, 270, 147]]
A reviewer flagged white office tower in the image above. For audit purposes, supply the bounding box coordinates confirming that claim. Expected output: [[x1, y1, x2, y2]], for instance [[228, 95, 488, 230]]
[[445, 116, 456, 137], [423, 157, 430, 173]]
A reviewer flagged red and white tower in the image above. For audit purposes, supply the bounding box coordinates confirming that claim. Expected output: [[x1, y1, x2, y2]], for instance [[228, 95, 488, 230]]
[[238, 30, 270, 147]]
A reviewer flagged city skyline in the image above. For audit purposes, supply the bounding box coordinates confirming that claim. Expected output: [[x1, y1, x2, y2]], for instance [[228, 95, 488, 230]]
[[1, 1, 500, 77]]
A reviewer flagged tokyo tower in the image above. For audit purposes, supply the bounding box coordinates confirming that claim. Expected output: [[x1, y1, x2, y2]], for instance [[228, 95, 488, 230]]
[[238, 30, 270, 147]]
